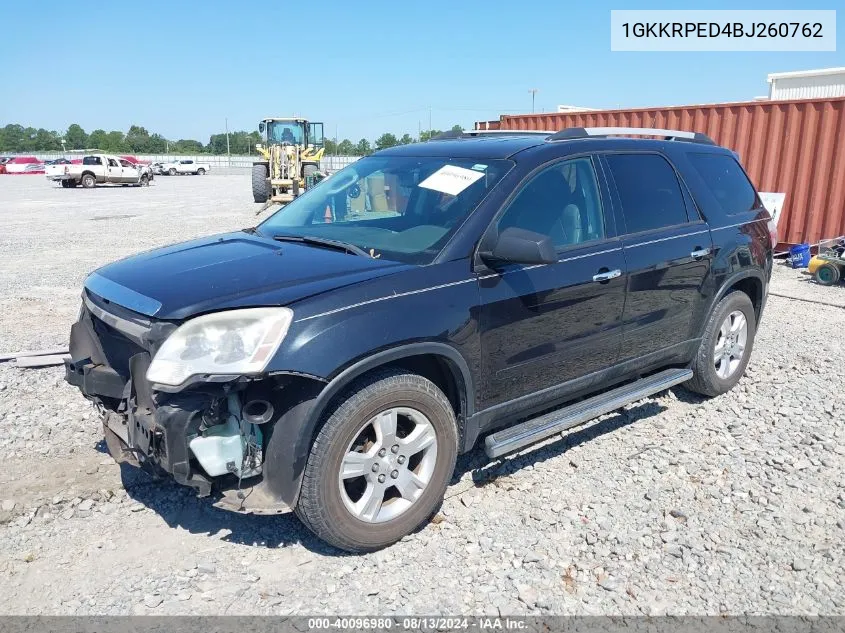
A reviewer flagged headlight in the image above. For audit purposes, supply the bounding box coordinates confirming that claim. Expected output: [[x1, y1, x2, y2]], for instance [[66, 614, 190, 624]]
[[146, 307, 293, 386]]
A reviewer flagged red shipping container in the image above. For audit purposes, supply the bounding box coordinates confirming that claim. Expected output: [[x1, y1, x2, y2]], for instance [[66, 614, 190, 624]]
[[481, 97, 845, 246]]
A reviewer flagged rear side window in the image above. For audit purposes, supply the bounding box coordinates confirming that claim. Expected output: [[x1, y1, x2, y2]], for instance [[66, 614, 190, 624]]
[[687, 153, 762, 215], [605, 153, 688, 234], [83, 156, 102, 165]]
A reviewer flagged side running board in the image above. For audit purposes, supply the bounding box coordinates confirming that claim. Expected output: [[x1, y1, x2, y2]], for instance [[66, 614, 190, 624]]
[[484, 368, 692, 459]]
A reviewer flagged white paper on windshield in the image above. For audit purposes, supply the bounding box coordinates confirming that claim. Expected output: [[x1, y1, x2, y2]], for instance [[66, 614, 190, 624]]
[[418, 165, 485, 196]]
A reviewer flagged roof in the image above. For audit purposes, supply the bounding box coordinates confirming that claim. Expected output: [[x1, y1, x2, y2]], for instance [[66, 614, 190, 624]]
[[376, 135, 547, 159], [767, 67, 845, 82]]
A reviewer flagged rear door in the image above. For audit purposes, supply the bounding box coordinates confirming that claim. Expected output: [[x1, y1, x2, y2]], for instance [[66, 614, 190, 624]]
[[477, 156, 626, 410], [601, 152, 713, 363]]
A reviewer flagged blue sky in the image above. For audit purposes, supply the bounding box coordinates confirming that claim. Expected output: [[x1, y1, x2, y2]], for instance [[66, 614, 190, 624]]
[[0, 0, 841, 143]]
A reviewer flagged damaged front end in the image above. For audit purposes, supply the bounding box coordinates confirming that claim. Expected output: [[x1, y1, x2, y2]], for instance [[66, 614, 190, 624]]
[[65, 289, 314, 512]]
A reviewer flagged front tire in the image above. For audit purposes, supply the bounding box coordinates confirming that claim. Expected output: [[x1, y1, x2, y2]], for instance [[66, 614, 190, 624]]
[[251, 163, 269, 203], [685, 291, 756, 397], [168, 168, 177, 176], [295, 370, 458, 552]]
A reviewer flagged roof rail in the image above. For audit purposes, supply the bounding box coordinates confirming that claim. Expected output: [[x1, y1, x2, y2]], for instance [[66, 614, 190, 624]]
[[431, 129, 555, 141], [547, 127, 716, 145]]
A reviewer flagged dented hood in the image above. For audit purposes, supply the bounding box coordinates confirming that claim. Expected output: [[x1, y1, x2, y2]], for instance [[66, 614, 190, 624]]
[[84, 231, 407, 320]]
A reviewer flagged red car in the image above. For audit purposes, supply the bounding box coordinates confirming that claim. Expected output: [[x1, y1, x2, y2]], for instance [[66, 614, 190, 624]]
[[2, 156, 45, 174]]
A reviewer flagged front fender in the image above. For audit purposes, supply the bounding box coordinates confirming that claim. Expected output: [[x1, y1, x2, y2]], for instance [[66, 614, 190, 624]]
[[262, 342, 474, 507]]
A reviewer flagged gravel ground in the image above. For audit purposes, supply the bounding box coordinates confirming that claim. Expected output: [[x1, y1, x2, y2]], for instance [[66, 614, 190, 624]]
[[0, 174, 843, 615]]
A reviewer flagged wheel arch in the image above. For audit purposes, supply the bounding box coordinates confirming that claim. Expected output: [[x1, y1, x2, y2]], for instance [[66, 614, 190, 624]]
[[714, 269, 765, 322], [262, 342, 474, 507]]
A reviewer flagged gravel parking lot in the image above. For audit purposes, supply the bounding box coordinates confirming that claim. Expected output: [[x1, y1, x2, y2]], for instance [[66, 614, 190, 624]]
[[0, 174, 843, 615]]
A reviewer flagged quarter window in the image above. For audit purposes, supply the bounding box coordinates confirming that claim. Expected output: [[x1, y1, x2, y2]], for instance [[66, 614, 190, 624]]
[[687, 153, 762, 215], [497, 157, 606, 248], [605, 154, 688, 234]]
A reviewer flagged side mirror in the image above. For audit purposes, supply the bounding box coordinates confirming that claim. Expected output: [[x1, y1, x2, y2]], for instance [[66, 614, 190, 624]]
[[481, 227, 558, 266], [258, 122, 266, 134]]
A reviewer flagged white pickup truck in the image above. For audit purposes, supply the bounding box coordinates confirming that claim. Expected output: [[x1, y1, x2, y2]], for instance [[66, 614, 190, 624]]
[[159, 159, 210, 175], [46, 154, 152, 188]]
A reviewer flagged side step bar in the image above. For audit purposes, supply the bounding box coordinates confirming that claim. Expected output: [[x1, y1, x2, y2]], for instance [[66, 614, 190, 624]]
[[484, 368, 692, 459]]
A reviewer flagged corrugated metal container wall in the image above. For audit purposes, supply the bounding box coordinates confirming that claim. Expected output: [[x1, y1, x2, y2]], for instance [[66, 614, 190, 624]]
[[770, 72, 845, 100], [494, 97, 845, 246]]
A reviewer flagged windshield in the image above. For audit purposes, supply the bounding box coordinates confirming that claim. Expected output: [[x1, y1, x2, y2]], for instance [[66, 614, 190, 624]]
[[257, 155, 512, 265], [267, 121, 305, 145]]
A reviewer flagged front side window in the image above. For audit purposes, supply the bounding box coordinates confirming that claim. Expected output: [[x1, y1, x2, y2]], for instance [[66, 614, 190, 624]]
[[258, 156, 513, 265], [605, 153, 689, 234], [119, 159, 131, 167], [107, 158, 119, 167], [687, 153, 762, 215], [497, 157, 606, 249]]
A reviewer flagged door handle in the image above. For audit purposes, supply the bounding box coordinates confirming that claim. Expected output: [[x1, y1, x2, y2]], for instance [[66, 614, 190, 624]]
[[592, 269, 622, 283], [690, 247, 712, 260]]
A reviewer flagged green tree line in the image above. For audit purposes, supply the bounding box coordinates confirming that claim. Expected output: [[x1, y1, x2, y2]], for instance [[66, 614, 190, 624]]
[[0, 123, 464, 156]]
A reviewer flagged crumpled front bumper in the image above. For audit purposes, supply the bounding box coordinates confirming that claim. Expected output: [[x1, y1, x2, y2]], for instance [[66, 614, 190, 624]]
[[64, 296, 216, 495]]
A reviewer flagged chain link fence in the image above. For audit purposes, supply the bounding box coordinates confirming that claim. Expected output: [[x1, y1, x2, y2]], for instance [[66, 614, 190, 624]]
[[5, 152, 361, 172]]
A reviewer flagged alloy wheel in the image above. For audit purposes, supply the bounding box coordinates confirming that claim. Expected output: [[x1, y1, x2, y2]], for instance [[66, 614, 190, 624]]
[[714, 310, 748, 379], [338, 406, 438, 523]]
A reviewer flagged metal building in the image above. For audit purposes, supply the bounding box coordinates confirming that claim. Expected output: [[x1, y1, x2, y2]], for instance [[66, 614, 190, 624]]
[[476, 96, 845, 247], [768, 67, 845, 100]]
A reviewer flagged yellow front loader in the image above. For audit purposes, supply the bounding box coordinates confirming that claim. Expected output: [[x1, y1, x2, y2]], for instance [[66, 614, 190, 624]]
[[252, 117, 326, 204]]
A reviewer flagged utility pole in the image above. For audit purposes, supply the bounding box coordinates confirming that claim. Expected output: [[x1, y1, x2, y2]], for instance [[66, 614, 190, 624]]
[[225, 118, 231, 161], [529, 89, 539, 113], [429, 107, 432, 139]]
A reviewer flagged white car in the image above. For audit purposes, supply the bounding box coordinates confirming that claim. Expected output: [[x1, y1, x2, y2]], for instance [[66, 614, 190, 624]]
[[45, 154, 152, 188], [159, 159, 210, 175]]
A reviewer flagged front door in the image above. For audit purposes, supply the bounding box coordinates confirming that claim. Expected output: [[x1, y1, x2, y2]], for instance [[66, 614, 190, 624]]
[[601, 152, 713, 362], [478, 156, 626, 411], [119, 160, 139, 183]]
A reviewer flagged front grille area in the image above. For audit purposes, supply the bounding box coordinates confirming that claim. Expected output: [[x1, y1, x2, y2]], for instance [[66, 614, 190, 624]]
[[89, 312, 148, 379]]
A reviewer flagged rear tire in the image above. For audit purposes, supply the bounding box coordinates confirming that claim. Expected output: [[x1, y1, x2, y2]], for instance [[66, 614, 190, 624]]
[[295, 370, 458, 552], [81, 174, 96, 189], [685, 291, 756, 397], [60, 180, 71, 188], [815, 263, 841, 286], [197, 168, 205, 175], [252, 164, 269, 203]]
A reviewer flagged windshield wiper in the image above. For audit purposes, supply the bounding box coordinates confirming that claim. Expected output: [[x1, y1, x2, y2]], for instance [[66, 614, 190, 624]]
[[272, 234, 371, 257]]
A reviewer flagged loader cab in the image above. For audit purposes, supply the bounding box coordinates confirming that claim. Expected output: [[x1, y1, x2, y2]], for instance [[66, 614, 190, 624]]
[[259, 118, 324, 149]]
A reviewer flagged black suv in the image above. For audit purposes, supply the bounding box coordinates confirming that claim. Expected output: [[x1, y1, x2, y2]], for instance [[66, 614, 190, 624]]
[[65, 127, 775, 551]]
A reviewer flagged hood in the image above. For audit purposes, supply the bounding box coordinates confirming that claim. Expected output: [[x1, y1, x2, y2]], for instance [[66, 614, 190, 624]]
[[85, 232, 408, 320]]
